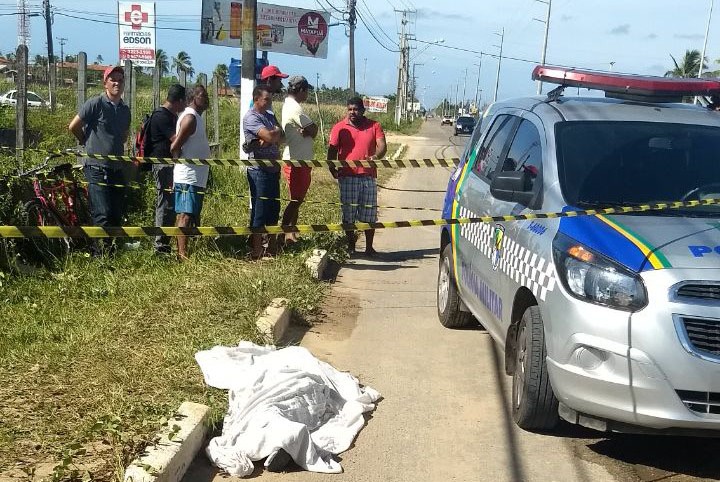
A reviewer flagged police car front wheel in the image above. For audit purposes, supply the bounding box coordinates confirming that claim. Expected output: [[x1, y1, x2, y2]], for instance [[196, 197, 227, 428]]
[[511, 305, 559, 431], [437, 245, 475, 329]]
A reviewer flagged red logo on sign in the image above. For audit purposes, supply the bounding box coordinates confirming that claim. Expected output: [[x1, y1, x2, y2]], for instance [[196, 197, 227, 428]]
[[124, 4, 148, 30], [298, 13, 328, 56]]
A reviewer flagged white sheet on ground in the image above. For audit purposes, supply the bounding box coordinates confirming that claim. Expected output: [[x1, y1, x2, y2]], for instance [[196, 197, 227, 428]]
[[195, 342, 380, 477]]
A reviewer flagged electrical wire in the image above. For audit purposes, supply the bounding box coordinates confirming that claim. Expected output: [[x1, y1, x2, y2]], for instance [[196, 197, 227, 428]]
[[356, 9, 399, 53], [358, 0, 397, 45]]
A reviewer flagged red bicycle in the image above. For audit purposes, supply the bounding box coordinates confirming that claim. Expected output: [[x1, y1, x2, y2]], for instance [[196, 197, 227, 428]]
[[17, 150, 91, 266]]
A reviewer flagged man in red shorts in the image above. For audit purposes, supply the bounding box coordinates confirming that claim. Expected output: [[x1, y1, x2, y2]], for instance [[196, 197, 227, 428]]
[[328, 96, 386, 255], [280, 75, 318, 244]]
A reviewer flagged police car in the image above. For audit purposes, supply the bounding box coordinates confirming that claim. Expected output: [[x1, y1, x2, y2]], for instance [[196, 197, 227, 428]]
[[437, 66, 720, 434]]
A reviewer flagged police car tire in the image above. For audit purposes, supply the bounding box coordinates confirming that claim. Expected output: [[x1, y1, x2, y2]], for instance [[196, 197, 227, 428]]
[[512, 305, 559, 431], [437, 245, 474, 328]]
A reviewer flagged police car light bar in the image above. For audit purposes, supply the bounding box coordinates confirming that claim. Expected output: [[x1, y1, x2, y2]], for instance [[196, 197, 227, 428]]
[[532, 65, 720, 101]]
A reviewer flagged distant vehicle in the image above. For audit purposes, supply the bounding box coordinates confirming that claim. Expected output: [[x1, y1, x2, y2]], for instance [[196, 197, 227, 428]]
[[441, 115, 453, 125], [454, 115, 476, 136], [0, 90, 48, 108]]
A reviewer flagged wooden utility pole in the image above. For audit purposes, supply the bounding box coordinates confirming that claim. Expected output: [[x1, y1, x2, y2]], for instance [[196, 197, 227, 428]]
[[42, 0, 56, 111], [15, 45, 28, 170], [348, 0, 357, 94], [153, 58, 161, 110], [239, 0, 257, 158], [394, 10, 408, 125]]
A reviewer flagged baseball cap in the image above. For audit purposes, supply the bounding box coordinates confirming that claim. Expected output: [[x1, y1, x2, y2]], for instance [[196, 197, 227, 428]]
[[103, 65, 124, 82], [260, 65, 289, 80], [288, 75, 314, 90]]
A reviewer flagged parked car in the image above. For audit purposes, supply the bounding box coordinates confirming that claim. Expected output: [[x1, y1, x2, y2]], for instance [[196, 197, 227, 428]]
[[0, 90, 48, 108], [438, 65, 720, 435], [454, 115, 476, 136], [441, 115, 453, 126]]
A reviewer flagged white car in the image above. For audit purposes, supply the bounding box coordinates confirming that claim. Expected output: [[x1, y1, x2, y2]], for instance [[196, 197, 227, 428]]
[[0, 90, 48, 108]]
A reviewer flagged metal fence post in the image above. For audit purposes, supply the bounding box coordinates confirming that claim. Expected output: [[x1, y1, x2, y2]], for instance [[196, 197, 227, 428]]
[[77, 52, 87, 112]]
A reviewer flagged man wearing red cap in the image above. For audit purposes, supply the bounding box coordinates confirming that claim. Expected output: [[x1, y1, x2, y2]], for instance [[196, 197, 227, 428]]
[[69, 65, 131, 255], [259, 65, 289, 94]]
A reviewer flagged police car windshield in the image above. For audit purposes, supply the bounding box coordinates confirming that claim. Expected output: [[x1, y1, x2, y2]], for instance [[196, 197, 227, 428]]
[[556, 121, 720, 215]]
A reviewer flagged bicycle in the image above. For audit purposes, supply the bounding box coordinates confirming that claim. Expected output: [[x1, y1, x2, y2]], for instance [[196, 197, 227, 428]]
[[14, 149, 91, 267]]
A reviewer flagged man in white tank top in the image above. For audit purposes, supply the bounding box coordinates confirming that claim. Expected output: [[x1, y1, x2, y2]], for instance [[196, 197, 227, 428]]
[[170, 85, 211, 260]]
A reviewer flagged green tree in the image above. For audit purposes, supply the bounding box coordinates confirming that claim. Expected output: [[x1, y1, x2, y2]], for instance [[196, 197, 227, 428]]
[[155, 49, 169, 76], [213, 63, 229, 88], [94, 54, 104, 65], [665, 49, 707, 78], [172, 51, 194, 80]]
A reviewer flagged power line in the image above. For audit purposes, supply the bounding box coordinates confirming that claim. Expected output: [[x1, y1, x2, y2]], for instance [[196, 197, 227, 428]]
[[356, 9, 398, 52], [358, 0, 396, 45]]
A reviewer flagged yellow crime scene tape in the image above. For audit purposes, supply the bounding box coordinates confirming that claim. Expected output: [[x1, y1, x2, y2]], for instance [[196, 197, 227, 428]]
[[1, 173, 443, 212], [0, 146, 460, 168], [1, 198, 718, 238]]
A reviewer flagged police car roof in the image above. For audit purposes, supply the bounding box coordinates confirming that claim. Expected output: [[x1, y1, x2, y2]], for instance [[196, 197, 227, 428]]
[[491, 95, 720, 127]]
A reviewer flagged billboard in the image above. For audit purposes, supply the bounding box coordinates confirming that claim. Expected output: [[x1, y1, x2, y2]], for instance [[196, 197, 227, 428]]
[[200, 1, 331, 59], [118, 2, 156, 67], [364, 96, 389, 113]]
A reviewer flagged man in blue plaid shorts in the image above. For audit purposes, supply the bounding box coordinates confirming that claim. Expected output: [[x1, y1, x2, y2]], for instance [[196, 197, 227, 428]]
[[328, 97, 387, 255]]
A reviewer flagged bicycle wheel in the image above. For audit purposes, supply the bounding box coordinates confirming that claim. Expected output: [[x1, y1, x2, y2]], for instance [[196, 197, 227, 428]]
[[20, 199, 70, 268]]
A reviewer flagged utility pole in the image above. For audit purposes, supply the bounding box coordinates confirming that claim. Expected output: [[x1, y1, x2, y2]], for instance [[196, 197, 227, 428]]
[[474, 59, 482, 113], [699, 0, 714, 79], [493, 27, 504, 102], [362, 57, 367, 93], [56, 36, 67, 86], [461, 67, 468, 115], [411, 62, 423, 119], [348, 0, 357, 93], [239, 0, 257, 158], [534, 0, 552, 95], [394, 10, 408, 125], [42, 0, 56, 111], [454, 82, 459, 117]]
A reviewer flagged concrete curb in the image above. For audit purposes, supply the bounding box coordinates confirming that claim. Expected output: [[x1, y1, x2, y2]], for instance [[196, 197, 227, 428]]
[[256, 297, 291, 344], [123, 401, 210, 482], [391, 143, 407, 161], [305, 249, 329, 280]]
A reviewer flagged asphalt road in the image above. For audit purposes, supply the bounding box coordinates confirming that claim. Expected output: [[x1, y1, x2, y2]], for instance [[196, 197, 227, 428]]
[[184, 120, 720, 482]]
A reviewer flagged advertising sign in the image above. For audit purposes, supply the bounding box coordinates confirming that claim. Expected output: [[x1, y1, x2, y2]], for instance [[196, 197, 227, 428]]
[[118, 2, 156, 67], [364, 96, 389, 113], [200, 1, 331, 59]]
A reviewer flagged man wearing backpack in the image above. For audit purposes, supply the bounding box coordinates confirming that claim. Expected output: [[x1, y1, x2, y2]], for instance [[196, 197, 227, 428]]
[[144, 84, 187, 254]]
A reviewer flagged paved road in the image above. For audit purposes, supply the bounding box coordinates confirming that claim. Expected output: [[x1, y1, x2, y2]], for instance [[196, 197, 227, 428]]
[[184, 121, 720, 482]]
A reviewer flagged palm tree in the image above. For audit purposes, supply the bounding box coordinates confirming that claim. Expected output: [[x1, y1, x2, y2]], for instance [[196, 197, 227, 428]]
[[155, 49, 169, 76], [172, 51, 194, 80], [213, 63, 229, 88], [665, 49, 707, 78], [94, 54, 104, 65]]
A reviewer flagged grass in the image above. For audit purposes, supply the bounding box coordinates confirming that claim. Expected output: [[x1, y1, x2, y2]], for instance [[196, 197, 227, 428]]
[[0, 142, 403, 480]]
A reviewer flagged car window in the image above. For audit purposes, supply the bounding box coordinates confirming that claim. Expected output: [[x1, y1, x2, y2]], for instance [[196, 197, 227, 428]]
[[27, 93, 42, 102], [556, 121, 720, 215], [460, 115, 487, 165], [500, 120, 543, 192], [8, 92, 15, 100], [472, 115, 517, 180]]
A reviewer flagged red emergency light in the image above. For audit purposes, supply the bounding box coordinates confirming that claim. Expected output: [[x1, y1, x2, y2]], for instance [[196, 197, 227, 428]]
[[532, 65, 720, 102]]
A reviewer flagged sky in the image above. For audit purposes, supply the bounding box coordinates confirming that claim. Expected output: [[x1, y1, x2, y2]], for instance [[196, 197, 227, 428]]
[[1, 0, 719, 110]]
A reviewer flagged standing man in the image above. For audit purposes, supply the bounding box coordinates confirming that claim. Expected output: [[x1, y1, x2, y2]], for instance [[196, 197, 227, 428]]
[[69, 65, 131, 255], [147, 84, 186, 255], [328, 96, 386, 255], [281, 75, 318, 245], [259, 64, 289, 95], [171, 84, 211, 260], [243, 85, 284, 259]]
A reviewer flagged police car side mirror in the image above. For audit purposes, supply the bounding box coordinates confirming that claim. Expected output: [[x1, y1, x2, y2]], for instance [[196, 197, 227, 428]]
[[490, 170, 535, 205]]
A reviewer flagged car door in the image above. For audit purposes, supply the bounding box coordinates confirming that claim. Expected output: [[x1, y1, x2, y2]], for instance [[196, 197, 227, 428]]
[[454, 113, 519, 336], [485, 114, 548, 332]]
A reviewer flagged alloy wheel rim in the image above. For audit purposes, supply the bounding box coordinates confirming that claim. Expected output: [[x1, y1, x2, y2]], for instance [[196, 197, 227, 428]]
[[438, 257, 450, 312]]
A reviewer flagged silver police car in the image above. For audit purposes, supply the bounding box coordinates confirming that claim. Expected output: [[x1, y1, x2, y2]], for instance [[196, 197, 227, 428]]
[[438, 66, 720, 435]]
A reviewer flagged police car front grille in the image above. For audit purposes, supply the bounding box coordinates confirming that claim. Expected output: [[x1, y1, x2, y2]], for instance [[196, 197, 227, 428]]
[[676, 284, 720, 302], [676, 390, 720, 415], [681, 317, 720, 357]]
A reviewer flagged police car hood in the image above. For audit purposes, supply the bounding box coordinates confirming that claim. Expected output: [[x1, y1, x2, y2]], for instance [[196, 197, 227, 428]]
[[559, 214, 720, 272]]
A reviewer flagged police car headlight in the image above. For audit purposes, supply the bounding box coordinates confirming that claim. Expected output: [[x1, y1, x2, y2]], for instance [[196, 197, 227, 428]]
[[553, 234, 647, 312]]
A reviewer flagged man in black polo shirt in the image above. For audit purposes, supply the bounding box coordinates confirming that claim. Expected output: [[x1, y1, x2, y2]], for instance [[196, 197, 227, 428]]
[[146, 84, 186, 254], [68, 65, 131, 254]]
